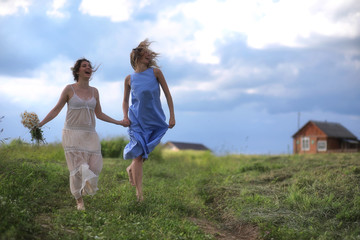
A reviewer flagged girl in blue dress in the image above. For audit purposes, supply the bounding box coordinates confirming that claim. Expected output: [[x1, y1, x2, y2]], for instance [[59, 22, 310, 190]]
[[122, 39, 175, 201]]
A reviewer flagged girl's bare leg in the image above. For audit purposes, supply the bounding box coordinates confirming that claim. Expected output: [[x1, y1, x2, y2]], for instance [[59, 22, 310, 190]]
[[132, 156, 144, 201], [126, 162, 135, 186], [76, 197, 85, 210]]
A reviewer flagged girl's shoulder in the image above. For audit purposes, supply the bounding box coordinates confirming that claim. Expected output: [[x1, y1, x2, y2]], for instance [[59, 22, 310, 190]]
[[153, 67, 162, 76], [63, 84, 74, 94], [65, 84, 73, 89], [124, 74, 131, 87], [61, 84, 75, 101], [125, 74, 131, 82], [91, 86, 99, 93]]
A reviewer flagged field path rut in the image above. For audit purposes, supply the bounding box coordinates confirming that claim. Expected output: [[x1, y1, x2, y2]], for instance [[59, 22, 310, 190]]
[[190, 217, 260, 240]]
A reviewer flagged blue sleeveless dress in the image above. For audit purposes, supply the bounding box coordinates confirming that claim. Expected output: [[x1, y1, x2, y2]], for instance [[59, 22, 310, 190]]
[[123, 68, 168, 160]]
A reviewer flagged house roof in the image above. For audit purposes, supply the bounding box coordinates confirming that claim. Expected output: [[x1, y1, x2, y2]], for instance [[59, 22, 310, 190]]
[[165, 141, 210, 151], [293, 120, 357, 139]]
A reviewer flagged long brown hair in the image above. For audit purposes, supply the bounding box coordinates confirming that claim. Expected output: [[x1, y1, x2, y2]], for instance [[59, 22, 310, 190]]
[[71, 58, 99, 82], [130, 39, 160, 70]]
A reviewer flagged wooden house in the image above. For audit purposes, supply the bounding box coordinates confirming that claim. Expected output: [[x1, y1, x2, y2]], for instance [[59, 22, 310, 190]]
[[164, 141, 210, 152], [292, 120, 359, 154]]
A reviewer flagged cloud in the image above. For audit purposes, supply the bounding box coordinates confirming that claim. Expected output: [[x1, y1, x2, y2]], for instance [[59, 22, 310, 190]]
[[46, 0, 69, 18], [140, 0, 360, 65], [167, 37, 360, 115], [169, 52, 301, 107], [0, 56, 73, 108], [93, 80, 123, 113], [79, 0, 135, 22], [0, 55, 124, 116], [246, 0, 360, 49], [0, 0, 31, 16]]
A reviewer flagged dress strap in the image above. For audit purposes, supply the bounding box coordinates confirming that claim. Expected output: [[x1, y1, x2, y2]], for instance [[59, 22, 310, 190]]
[[70, 84, 76, 94]]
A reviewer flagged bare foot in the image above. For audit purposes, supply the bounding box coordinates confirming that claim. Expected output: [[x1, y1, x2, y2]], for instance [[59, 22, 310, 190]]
[[136, 189, 144, 202], [76, 198, 85, 210], [126, 166, 135, 186], [136, 194, 144, 202]]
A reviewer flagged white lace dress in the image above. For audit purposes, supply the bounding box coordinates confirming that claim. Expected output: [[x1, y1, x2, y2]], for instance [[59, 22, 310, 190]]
[[62, 85, 102, 200]]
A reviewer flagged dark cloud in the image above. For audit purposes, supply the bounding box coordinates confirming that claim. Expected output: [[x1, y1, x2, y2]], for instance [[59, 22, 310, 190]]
[[171, 35, 360, 115], [0, 11, 131, 77]]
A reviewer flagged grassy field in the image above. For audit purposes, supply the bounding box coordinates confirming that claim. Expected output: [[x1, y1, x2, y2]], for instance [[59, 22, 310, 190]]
[[0, 140, 359, 239]]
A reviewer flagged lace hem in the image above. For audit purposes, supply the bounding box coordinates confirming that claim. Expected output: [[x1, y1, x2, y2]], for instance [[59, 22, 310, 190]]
[[64, 147, 101, 155], [70, 163, 99, 199]]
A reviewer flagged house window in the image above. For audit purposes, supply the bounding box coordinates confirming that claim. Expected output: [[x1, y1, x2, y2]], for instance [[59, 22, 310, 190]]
[[317, 140, 327, 152], [301, 137, 310, 151]]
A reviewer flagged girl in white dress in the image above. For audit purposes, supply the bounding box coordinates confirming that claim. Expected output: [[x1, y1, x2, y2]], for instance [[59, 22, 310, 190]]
[[39, 58, 128, 210]]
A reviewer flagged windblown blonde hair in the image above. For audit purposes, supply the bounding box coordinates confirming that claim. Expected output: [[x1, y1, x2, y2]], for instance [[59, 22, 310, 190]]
[[130, 39, 160, 70]]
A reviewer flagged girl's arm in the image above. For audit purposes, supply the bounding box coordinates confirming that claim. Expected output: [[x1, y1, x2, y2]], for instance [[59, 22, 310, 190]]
[[38, 85, 70, 128], [94, 87, 127, 126], [122, 75, 131, 126], [154, 68, 175, 129]]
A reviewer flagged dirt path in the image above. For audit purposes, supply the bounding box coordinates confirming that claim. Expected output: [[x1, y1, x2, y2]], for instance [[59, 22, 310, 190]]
[[190, 217, 260, 240]]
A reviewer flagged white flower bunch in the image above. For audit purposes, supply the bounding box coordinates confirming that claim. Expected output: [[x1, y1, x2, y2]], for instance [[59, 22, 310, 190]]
[[20, 111, 40, 129], [20, 111, 45, 144]]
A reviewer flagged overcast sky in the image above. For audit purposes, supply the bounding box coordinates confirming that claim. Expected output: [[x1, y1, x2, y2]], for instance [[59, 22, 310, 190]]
[[0, 0, 359, 154]]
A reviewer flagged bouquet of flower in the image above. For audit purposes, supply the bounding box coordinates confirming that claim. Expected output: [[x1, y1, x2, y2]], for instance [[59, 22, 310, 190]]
[[20, 111, 45, 144]]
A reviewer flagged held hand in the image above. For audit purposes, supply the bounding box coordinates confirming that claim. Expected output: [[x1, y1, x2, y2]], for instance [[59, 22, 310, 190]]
[[121, 118, 131, 127], [168, 117, 175, 129]]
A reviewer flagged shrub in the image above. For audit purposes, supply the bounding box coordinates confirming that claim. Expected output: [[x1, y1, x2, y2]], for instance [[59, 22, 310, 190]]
[[8, 138, 29, 147], [148, 144, 164, 162], [101, 137, 128, 158]]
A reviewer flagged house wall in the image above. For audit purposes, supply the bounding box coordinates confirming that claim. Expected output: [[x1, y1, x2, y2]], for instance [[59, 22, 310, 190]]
[[327, 138, 341, 150], [293, 136, 318, 154], [293, 122, 327, 154]]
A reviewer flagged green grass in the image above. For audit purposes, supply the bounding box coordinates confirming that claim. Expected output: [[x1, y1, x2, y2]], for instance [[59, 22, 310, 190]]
[[193, 153, 360, 239], [1, 141, 359, 239]]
